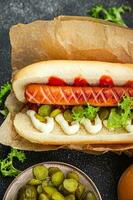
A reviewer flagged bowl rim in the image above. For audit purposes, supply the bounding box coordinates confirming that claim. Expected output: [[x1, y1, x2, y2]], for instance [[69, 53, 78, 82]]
[[3, 161, 102, 200]]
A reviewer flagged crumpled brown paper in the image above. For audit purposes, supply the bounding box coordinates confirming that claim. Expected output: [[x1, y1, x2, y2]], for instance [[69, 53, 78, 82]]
[[10, 15, 133, 72], [0, 15, 133, 153]]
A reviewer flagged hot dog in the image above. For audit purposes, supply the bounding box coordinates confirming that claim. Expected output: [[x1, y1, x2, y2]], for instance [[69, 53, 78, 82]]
[[12, 60, 133, 145]]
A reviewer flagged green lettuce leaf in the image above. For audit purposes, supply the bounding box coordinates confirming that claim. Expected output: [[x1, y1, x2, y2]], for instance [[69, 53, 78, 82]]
[[87, 4, 132, 26], [72, 106, 84, 122], [107, 96, 133, 129], [0, 83, 11, 104], [72, 105, 99, 122], [0, 83, 11, 117], [84, 105, 99, 121], [0, 148, 26, 177]]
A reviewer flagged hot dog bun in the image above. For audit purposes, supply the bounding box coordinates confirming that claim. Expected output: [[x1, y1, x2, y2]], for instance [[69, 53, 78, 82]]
[[14, 112, 133, 145], [13, 60, 133, 102]]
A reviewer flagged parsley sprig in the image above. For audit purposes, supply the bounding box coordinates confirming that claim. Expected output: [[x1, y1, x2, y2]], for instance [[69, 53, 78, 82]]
[[84, 105, 99, 121], [0, 83, 11, 117], [72, 105, 99, 122], [87, 4, 132, 26], [107, 96, 133, 129], [0, 148, 26, 177]]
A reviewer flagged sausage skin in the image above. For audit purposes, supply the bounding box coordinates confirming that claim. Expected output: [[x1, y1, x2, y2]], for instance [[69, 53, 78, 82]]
[[25, 84, 133, 106]]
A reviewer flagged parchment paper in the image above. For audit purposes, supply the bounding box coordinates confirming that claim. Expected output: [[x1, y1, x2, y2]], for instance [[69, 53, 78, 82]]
[[10, 15, 133, 72], [0, 16, 133, 153]]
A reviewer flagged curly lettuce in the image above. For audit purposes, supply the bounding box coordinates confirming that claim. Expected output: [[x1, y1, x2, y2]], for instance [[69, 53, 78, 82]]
[[0, 83, 11, 103], [0, 83, 11, 117], [72, 106, 84, 122], [84, 105, 99, 121], [0, 148, 26, 177], [72, 105, 99, 122], [87, 4, 132, 26], [107, 96, 133, 129]]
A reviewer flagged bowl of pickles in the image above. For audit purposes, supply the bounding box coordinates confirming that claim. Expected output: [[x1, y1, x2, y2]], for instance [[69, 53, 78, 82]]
[[3, 162, 102, 200]]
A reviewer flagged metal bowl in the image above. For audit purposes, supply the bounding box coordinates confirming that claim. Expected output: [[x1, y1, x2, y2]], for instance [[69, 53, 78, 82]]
[[3, 161, 102, 200]]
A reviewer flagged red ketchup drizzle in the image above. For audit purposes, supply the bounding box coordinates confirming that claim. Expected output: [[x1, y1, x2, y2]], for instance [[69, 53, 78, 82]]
[[48, 76, 67, 86], [99, 75, 114, 87], [73, 77, 89, 86], [125, 81, 133, 87]]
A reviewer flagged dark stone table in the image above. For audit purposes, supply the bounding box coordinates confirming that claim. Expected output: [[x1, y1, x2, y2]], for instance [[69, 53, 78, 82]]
[[0, 1, 133, 199]]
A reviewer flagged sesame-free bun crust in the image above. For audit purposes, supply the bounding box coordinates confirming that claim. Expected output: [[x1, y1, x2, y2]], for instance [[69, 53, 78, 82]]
[[13, 60, 133, 102], [14, 112, 133, 145]]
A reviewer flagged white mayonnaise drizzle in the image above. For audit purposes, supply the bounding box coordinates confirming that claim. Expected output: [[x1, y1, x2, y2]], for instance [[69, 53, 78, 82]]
[[125, 119, 133, 133], [80, 115, 102, 134], [55, 113, 80, 135], [103, 120, 108, 129], [27, 110, 54, 133]]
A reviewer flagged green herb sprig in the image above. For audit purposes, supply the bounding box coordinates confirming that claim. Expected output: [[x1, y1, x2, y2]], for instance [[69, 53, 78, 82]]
[[0, 83, 11, 117], [87, 4, 132, 26], [0, 148, 26, 177], [107, 96, 133, 129], [84, 105, 99, 121], [72, 104, 99, 122]]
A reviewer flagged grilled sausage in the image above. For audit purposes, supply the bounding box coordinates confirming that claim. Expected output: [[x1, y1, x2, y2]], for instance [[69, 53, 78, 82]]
[[25, 84, 133, 106]]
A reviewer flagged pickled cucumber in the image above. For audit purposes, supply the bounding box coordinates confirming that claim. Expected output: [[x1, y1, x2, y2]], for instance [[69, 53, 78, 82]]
[[99, 108, 110, 120], [17, 185, 37, 200], [42, 180, 48, 188], [64, 110, 73, 122], [43, 186, 57, 198], [47, 180, 54, 187], [35, 114, 45, 122], [28, 178, 42, 185], [51, 171, 64, 187], [50, 109, 62, 118], [37, 185, 43, 194], [33, 165, 48, 180], [66, 171, 79, 182], [84, 191, 97, 200], [39, 193, 49, 200], [75, 183, 85, 199], [38, 105, 52, 117], [48, 167, 61, 176], [58, 184, 68, 196], [51, 191, 65, 200], [72, 106, 84, 115], [63, 179, 78, 193], [65, 194, 75, 200]]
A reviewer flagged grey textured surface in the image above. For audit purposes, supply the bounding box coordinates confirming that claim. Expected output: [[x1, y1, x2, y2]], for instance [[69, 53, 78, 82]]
[[0, 0, 133, 199]]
